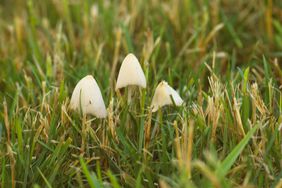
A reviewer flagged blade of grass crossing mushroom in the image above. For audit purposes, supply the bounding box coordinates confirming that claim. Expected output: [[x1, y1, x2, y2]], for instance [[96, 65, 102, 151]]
[[170, 94, 177, 107]]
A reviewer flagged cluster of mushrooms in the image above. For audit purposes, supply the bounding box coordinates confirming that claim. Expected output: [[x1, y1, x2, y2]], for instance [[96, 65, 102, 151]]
[[70, 53, 184, 118]]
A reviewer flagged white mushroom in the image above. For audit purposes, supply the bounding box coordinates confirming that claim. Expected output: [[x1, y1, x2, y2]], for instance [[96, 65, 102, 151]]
[[116, 53, 146, 89], [151, 81, 183, 112], [70, 75, 107, 118], [115, 53, 146, 102]]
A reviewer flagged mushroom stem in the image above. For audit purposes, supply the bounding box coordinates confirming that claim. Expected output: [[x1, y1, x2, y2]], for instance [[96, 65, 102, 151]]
[[157, 109, 163, 127], [151, 109, 163, 139], [144, 108, 152, 160], [125, 86, 133, 131], [127, 86, 133, 104]]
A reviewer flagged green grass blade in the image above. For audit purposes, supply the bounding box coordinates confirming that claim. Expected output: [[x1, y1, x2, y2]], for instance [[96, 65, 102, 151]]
[[107, 171, 121, 188], [37, 167, 52, 188], [80, 157, 101, 188], [216, 124, 259, 177]]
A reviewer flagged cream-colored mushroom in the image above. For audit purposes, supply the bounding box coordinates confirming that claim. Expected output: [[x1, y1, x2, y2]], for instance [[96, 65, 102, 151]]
[[116, 53, 146, 89], [151, 81, 183, 112], [70, 75, 107, 118], [115, 53, 146, 102]]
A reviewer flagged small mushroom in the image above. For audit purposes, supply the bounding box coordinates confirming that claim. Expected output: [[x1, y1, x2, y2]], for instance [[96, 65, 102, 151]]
[[151, 81, 183, 112], [70, 75, 107, 118], [115, 53, 146, 102]]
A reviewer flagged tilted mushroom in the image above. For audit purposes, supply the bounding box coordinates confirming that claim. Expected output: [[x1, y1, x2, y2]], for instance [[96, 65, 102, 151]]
[[70, 75, 107, 118], [115, 53, 146, 102], [151, 81, 183, 112]]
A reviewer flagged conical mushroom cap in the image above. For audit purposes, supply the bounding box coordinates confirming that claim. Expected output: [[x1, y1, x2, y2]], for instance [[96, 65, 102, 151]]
[[115, 53, 146, 90], [70, 75, 107, 118], [151, 81, 183, 112]]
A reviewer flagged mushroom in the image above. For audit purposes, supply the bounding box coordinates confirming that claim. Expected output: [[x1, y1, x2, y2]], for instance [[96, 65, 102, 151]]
[[70, 75, 107, 118], [151, 81, 183, 112], [115, 53, 146, 103]]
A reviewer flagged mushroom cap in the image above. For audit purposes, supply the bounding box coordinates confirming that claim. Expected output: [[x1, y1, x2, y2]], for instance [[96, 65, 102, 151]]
[[115, 53, 146, 90], [70, 75, 107, 118], [151, 81, 183, 112]]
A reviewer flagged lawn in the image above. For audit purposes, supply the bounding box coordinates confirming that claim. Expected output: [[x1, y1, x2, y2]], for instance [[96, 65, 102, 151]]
[[0, 0, 282, 187]]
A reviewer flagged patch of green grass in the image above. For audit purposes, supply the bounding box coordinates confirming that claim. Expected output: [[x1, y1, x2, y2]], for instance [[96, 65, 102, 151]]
[[0, 0, 282, 187]]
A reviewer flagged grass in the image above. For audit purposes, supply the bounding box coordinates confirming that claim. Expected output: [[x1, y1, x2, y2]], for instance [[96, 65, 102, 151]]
[[0, 0, 282, 187]]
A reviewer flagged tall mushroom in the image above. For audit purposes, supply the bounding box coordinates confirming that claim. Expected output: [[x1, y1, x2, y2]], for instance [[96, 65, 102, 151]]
[[70, 75, 107, 118], [151, 81, 183, 112], [115, 53, 146, 103]]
